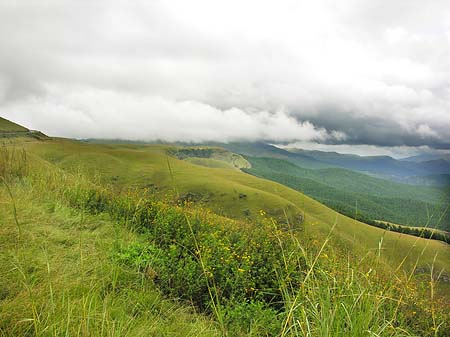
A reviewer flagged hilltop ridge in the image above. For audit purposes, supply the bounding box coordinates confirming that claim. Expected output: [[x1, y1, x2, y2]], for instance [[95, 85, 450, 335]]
[[0, 116, 48, 140], [0, 116, 29, 132]]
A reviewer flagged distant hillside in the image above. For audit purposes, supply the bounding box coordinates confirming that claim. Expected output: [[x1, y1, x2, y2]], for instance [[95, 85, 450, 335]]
[[243, 156, 450, 230], [168, 146, 251, 169], [401, 153, 450, 162], [287, 148, 417, 177], [401, 174, 450, 186], [197, 142, 450, 183], [207, 142, 337, 169], [287, 147, 450, 182]]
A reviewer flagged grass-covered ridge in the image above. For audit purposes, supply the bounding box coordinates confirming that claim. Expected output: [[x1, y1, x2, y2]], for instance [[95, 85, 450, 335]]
[[168, 147, 251, 169], [0, 117, 49, 140], [1, 139, 450, 336], [0, 117, 29, 132]]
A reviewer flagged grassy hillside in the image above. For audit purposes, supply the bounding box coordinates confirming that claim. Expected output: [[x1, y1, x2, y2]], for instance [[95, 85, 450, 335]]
[[209, 142, 336, 169], [7, 139, 447, 273], [0, 179, 222, 336], [243, 156, 450, 230], [0, 116, 49, 141], [0, 117, 29, 132], [1, 139, 450, 336], [21, 140, 301, 223], [169, 146, 251, 169]]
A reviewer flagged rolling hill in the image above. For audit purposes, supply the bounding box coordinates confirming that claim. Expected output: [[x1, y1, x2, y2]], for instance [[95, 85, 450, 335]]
[[207, 142, 336, 169], [0, 116, 48, 140], [10, 137, 447, 275], [202, 142, 450, 185], [2, 120, 450, 336], [0, 116, 29, 132], [169, 146, 251, 169], [242, 156, 450, 231]]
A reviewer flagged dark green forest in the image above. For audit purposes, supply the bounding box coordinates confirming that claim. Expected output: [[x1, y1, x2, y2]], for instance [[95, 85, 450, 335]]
[[243, 157, 450, 234]]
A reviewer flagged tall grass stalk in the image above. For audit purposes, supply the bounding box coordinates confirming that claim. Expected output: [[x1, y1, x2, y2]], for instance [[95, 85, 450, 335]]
[[280, 221, 337, 337], [1, 176, 21, 242]]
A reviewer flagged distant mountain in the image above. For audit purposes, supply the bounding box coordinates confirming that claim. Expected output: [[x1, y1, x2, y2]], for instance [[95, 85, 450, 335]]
[[199, 142, 450, 185], [414, 159, 450, 176], [86, 140, 450, 185], [401, 153, 450, 162], [243, 156, 450, 230], [286, 148, 450, 182], [206, 142, 337, 169], [289, 149, 413, 177], [400, 174, 450, 187]]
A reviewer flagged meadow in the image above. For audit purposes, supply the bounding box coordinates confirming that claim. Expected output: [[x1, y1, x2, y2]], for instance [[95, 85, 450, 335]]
[[1, 137, 449, 336]]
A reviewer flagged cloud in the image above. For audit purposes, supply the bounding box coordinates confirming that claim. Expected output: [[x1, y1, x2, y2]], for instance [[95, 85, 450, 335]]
[[1, 85, 338, 143], [0, 0, 450, 151], [279, 141, 445, 159]]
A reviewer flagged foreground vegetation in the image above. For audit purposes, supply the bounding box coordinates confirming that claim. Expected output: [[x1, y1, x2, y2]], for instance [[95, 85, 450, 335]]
[[1, 140, 450, 336], [0, 186, 219, 336], [17, 139, 450, 275]]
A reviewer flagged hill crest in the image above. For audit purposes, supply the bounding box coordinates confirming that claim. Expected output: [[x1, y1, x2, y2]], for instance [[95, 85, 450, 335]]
[[0, 116, 29, 132], [0, 116, 48, 140]]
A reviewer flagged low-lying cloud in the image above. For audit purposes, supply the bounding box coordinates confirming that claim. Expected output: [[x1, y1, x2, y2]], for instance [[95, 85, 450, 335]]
[[2, 86, 339, 143]]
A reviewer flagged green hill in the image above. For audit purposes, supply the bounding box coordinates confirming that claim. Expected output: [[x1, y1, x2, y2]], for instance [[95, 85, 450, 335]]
[[243, 156, 450, 230], [0, 116, 49, 140], [208, 142, 336, 169], [0, 116, 29, 132], [169, 146, 251, 169], [14, 138, 449, 272], [2, 136, 450, 336]]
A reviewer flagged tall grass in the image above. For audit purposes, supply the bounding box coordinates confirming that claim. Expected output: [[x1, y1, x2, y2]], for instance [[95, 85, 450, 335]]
[[53, 181, 450, 335], [1, 144, 449, 336], [0, 142, 27, 180], [0, 145, 219, 337]]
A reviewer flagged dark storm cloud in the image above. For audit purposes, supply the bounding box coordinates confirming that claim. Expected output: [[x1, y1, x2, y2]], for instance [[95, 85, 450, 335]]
[[289, 107, 450, 149], [1, 0, 450, 153]]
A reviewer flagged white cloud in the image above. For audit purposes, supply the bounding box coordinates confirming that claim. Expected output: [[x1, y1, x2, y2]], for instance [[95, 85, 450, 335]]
[[0, 0, 450, 149], [2, 85, 338, 143], [279, 142, 443, 159]]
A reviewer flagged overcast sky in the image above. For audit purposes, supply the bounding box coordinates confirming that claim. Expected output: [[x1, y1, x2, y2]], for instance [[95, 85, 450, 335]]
[[1, 0, 450, 157]]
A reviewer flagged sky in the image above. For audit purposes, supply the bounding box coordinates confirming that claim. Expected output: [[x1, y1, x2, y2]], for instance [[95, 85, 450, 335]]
[[1, 0, 450, 157]]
